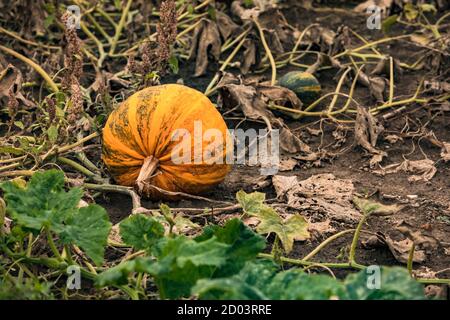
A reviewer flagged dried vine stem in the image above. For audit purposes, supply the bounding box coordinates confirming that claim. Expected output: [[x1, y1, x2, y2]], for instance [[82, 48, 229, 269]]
[[0, 45, 59, 92], [253, 18, 277, 86], [109, 0, 133, 56]]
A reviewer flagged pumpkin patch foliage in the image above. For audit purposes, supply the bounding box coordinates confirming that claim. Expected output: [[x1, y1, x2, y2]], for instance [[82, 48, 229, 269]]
[[0, 170, 428, 300]]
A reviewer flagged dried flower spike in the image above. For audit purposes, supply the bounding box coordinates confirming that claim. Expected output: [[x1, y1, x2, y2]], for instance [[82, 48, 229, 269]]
[[61, 11, 83, 125]]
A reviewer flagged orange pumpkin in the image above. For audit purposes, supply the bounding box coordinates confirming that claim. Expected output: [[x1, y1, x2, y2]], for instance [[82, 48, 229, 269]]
[[102, 84, 231, 199]]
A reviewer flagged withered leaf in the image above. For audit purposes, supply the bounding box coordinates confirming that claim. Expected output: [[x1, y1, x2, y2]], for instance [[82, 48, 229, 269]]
[[396, 221, 439, 252], [371, 57, 403, 78], [330, 26, 352, 56], [440, 142, 450, 162], [308, 219, 336, 240], [278, 157, 297, 172], [358, 71, 388, 103], [373, 159, 437, 182], [90, 71, 130, 92], [385, 236, 426, 263], [189, 19, 221, 77], [258, 84, 301, 106], [305, 26, 336, 50], [279, 127, 311, 154], [231, 1, 261, 21], [216, 11, 240, 41], [355, 105, 386, 166], [240, 38, 259, 74], [352, 197, 403, 216], [272, 174, 362, 224], [217, 76, 276, 126], [217, 73, 310, 154], [354, 0, 394, 15], [384, 134, 403, 144], [0, 64, 34, 107]]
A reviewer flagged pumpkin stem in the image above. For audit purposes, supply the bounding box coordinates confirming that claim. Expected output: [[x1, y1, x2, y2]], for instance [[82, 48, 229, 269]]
[[136, 156, 159, 194]]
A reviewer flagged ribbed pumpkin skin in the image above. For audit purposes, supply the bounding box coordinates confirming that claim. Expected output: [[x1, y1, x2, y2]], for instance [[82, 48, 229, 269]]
[[278, 71, 321, 105], [102, 84, 231, 199]]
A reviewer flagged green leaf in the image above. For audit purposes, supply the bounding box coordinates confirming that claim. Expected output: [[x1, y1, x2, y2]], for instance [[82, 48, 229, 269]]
[[173, 215, 200, 233], [96, 261, 136, 287], [382, 14, 398, 34], [47, 125, 58, 143], [345, 267, 426, 300], [236, 190, 266, 215], [237, 190, 309, 253], [44, 14, 55, 29], [404, 4, 419, 21], [1, 170, 111, 265], [258, 211, 310, 253], [266, 269, 347, 300], [193, 277, 266, 300], [353, 197, 402, 215], [149, 236, 229, 298], [14, 121, 24, 130], [1, 170, 82, 231], [419, 4, 436, 13], [168, 55, 179, 74], [113, 0, 122, 10], [159, 203, 175, 226], [195, 263, 426, 300], [61, 205, 112, 266], [194, 259, 347, 300], [187, 4, 194, 14], [0, 146, 24, 155], [148, 219, 262, 299], [119, 214, 165, 251], [193, 260, 277, 299], [0, 277, 54, 300], [207, 6, 216, 20], [0, 197, 5, 228], [243, 0, 254, 8], [195, 218, 266, 276], [96, 257, 153, 287]]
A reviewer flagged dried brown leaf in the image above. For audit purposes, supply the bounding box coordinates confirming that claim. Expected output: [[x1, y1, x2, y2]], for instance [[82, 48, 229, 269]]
[[272, 174, 362, 224], [354, 0, 394, 14], [240, 38, 259, 74], [231, 1, 261, 20], [258, 84, 302, 109], [358, 72, 388, 102], [384, 134, 403, 144], [385, 236, 426, 263], [355, 105, 386, 166], [396, 221, 439, 252], [308, 219, 336, 239], [278, 158, 298, 171], [189, 19, 221, 77], [374, 159, 437, 182], [440, 142, 450, 162], [371, 57, 403, 78], [216, 11, 240, 41], [0, 64, 33, 107], [217, 73, 310, 155], [279, 127, 311, 154]]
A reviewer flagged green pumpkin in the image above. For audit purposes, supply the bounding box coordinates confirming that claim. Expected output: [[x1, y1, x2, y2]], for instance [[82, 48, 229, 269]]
[[278, 71, 321, 105]]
